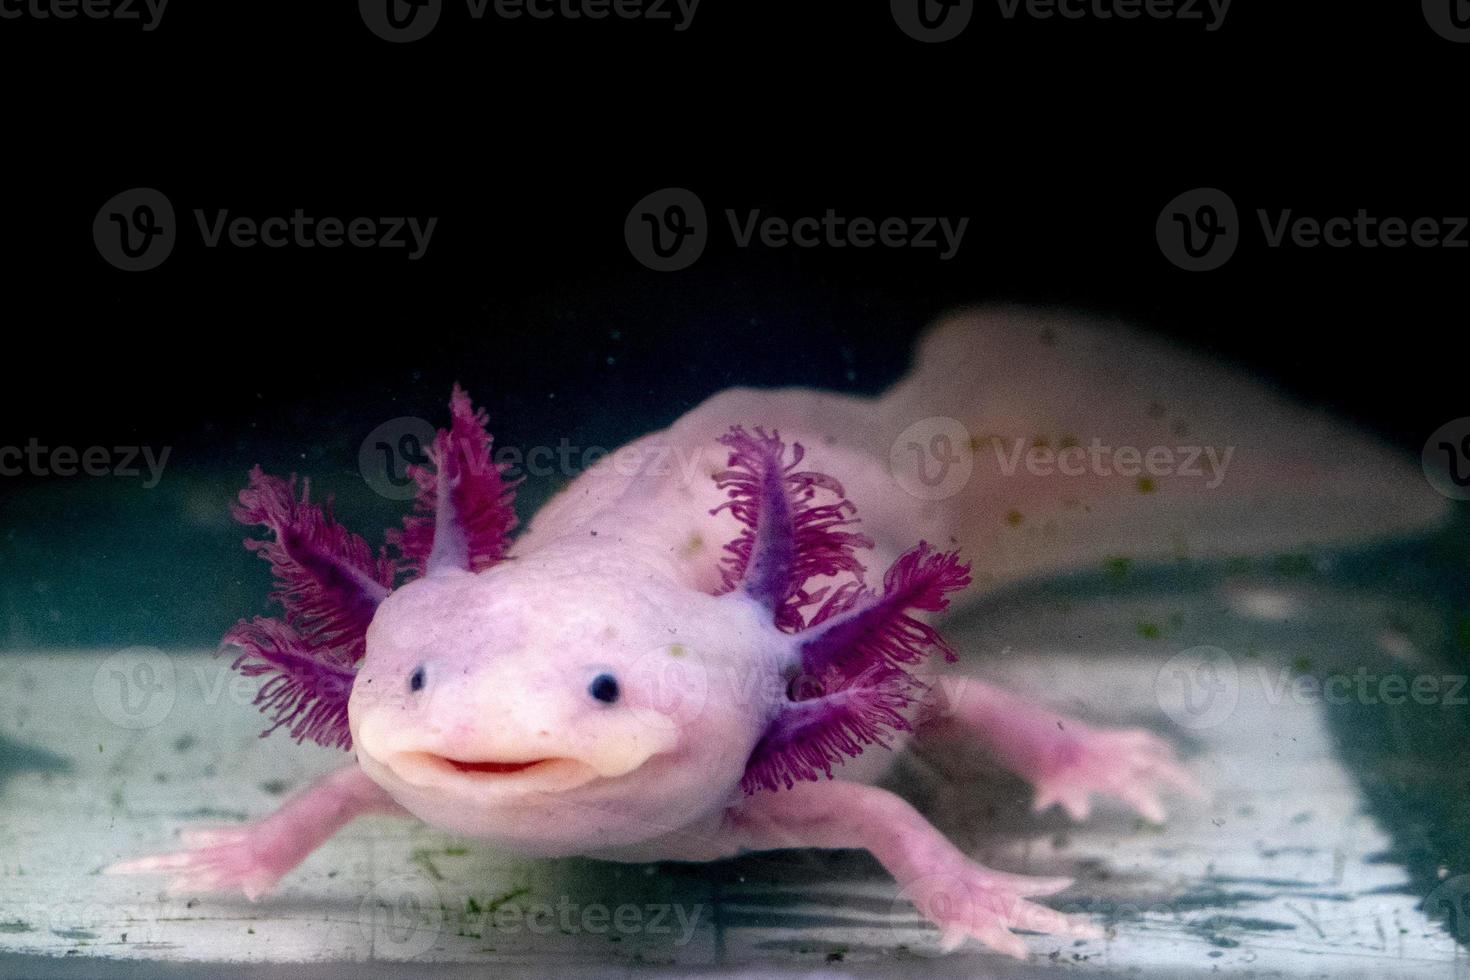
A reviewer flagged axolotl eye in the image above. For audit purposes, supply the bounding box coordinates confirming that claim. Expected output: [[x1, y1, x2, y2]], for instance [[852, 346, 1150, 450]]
[[588, 673, 620, 704], [408, 664, 426, 693]]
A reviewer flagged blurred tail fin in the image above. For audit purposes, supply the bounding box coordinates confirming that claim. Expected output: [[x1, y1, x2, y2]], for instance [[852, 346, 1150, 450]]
[[873, 307, 1446, 592]]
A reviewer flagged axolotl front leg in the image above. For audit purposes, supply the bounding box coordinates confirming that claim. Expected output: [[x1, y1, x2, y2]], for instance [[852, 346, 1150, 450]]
[[717, 781, 1101, 959], [106, 766, 404, 898]]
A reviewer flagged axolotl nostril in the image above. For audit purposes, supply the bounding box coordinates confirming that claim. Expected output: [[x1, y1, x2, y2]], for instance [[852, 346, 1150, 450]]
[[105, 309, 1446, 958]]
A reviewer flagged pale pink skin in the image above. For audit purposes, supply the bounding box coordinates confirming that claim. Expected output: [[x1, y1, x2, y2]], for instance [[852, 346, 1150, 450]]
[[108, 309, 1445, 957]]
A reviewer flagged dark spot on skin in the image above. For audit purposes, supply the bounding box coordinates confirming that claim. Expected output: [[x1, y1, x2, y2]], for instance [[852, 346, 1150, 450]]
[[409, 665, 426, 693]]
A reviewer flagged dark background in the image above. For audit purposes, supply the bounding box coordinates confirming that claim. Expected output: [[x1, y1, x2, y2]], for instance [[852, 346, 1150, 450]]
[[0, 0, 1464, 649]]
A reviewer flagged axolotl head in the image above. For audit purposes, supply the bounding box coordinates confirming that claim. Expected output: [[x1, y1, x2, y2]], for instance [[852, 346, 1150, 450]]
[[348, 553, 780, 854], [222, 389, 968, 858]]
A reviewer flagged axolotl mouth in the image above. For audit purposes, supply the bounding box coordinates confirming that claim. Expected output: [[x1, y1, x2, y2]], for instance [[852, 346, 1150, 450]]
[[443, 757, 548, 775], [386, 751, 604, 792]]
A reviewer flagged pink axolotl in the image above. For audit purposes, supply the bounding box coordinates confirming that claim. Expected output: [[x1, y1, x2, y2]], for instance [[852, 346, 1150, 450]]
[[107, 309, 1445, 958]]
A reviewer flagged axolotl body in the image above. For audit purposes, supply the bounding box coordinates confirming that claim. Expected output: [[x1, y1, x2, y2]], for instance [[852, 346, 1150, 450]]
[[109, 309, 1446, 958]]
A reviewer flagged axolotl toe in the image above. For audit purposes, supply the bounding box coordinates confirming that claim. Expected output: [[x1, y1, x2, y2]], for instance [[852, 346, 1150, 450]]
[[108, 309, 1446, 958]]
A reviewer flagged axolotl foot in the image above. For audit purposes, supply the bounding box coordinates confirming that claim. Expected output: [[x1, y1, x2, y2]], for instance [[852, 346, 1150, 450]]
[[726, 779, 1104, 959], [103, 766, 404, 899], [897, 863, 1103, 959], [921, 679, 1202, 824], [1026, 723, 1201, 824], [104, 825, 294, 900]]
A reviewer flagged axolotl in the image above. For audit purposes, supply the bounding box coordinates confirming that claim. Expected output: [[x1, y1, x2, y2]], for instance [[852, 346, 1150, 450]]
[[107, 309, 1446, 957]]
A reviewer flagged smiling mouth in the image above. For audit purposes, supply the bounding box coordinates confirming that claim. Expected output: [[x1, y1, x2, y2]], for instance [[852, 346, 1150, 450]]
[[443, 757, 549, 775], [390, 751, 596, 789]]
